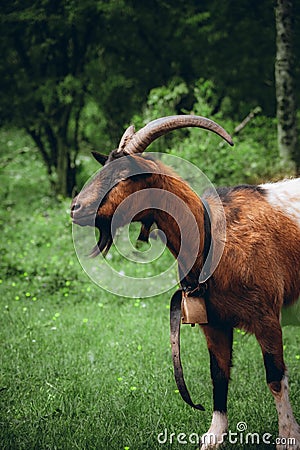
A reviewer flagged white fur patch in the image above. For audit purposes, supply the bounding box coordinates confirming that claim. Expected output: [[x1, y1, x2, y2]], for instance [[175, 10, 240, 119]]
[[261, 178, 300, 227], [272, 375, 300, 449], [201, 411, 228, 450]]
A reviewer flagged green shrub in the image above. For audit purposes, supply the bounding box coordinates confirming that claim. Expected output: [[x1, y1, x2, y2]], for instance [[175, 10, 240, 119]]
[[130, 79, 294, 186]]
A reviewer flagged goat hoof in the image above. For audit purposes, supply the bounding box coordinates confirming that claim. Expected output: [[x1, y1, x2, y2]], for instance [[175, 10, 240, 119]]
[[276, 443, 300, 450], [277, 421, 300, 449], [200, 412, 227, 449], [276, 432, 300, 450], [200, 434, 224, 450]]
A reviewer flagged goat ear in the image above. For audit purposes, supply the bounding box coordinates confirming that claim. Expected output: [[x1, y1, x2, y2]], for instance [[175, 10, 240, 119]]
[[91, 151, 108, 166]]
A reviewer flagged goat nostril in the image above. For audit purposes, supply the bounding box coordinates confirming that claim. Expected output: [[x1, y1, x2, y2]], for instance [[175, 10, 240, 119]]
[[71, 202, 81, 212]]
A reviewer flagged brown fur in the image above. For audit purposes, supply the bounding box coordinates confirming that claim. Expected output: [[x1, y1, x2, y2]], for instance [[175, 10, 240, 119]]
[[207, 189, 300, 325], [88, 158, 300, 338], [71, 155, 300, 444]]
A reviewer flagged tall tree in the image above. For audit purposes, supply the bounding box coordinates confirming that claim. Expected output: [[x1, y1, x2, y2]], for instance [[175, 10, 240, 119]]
[[1, 0, 300, 196], [275, 0, 298, 171], [0, 0, 103, 196]]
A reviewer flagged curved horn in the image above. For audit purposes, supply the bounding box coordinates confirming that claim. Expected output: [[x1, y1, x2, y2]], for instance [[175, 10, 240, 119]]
[[118, 115, 233, 155], [116, 124, 135, 154]]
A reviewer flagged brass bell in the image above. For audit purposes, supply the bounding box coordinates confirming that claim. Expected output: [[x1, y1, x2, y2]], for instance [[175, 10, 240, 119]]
[[181, 293, 208, 325]]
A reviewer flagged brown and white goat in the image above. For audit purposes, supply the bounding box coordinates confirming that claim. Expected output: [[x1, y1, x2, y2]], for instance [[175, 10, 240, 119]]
[[71, 115, 300, 449]]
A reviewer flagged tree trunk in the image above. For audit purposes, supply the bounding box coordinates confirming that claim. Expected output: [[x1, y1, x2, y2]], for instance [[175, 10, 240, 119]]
[[56, 138, 76, 197], [275, 0, 298, 172]]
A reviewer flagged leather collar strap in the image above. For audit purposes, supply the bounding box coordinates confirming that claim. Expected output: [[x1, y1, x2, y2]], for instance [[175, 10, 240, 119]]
[[170, 289, 205, 410], [181, 197, 212, 295], [201, 198, 212, 283], [169, 198, 212, 411], [202, 198, 212, 272]]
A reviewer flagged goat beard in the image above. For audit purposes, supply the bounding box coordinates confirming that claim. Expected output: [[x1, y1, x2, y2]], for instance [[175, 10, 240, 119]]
[[89, 217, 155, 258], [89, 218, 113, 258]]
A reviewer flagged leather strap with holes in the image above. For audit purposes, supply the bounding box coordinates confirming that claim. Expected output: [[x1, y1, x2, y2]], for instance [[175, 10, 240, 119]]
[[169, 199, 213, 411], [170, 289, 205, 411]]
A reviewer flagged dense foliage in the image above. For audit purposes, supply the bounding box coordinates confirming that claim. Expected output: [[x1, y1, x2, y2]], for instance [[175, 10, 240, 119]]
[[130, 79, 292, 186], [1, 0, 299, 194]]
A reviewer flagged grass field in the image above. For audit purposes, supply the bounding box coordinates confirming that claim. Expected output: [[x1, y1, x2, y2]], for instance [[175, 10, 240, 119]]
[[0, 129, 299, 449]]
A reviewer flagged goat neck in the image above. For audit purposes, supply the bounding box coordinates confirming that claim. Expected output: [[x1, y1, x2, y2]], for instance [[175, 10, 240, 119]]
[[150, 171, 207, 285]]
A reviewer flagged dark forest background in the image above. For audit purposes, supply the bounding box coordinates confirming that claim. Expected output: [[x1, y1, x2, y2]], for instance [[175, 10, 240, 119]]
[[1, 0, 299, 195]]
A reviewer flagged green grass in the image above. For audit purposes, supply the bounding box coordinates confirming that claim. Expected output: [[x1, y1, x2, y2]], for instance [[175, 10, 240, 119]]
[[0, 128, 299, 449]]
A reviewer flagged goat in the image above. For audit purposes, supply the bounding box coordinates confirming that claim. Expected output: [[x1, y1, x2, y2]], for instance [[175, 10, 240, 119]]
[[71, 115, 300, 449]]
